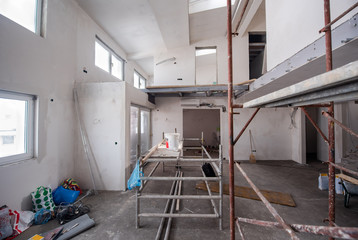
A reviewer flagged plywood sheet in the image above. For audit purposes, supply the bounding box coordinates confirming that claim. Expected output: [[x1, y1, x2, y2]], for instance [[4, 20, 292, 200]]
[[196, 182, 296, 207]]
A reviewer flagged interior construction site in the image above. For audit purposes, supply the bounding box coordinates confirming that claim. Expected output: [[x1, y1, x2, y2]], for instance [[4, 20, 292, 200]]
[[0, 0, 358, 239]]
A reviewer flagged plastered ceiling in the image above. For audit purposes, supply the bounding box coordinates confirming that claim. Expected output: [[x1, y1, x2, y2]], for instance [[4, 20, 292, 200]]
[[75, 0, 232, 76]]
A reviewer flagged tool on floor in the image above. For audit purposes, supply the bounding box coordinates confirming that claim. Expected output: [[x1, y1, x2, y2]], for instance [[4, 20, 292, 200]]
[[74, 87, 98, 194], [336, 173, 358, 208], [249, 129, 256, 163], [55, 190, 92, 225], [46, 214, 95, 240]]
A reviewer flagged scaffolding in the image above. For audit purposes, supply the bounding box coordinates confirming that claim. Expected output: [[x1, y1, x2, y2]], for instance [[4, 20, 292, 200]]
[[226, 1, 358, 239], [135, 139, 223, 239]]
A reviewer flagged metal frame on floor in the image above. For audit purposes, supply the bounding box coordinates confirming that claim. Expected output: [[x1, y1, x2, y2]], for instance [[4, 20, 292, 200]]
[[135, 140, 223, 239], [226, 0, 358, 239]]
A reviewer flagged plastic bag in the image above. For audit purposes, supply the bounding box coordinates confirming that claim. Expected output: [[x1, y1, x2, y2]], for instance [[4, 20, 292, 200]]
[[127, 160, 143, 190], [9, 209, 34, 235], [34, 209, 51, 225], [31, 186, 56, 212], [0, 207, 13, 240], [52, 186, 80, 205]]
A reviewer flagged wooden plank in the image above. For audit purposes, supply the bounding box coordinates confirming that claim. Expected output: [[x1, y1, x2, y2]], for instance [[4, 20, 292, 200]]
[[196, 182, 296, 207], [336, 174, 358, 185]]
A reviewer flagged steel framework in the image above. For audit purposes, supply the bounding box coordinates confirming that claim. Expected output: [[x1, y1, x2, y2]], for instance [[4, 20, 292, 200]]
[[135, 140, 223, 239], [226, 1, 358, 239]]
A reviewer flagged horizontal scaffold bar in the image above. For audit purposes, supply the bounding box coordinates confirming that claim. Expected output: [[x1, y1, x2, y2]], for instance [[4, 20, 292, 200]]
[[145, 158, 220, 162], [140, 176, 221, 181], [139, 213, 219, 218], [139, 195, 221, 200]]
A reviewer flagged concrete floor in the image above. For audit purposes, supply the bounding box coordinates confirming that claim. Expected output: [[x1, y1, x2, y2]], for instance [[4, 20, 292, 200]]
[[19, 160, 358, 240]]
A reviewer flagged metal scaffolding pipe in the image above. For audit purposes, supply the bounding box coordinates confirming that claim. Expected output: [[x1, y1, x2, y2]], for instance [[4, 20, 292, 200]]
[[219, 145, 223, 231], [141, 176, 220, 181], [227, 0, 235, 239], [140, 162, 161, 191], [202, 145, 221, 175], [139, 195, 221, 200], [164, 172, 180, 240], [201, 169, 219, 216], [322, 111, 358, 139], [139, 213, 219, 218], [236, 219, 247, 240], [300, 107, 329, 144], [328, 162, 358, 178], [236, 217, 358, 239], [323, 1, 335, 236], [145, 158, 220, 162], [155, 172, 179, 240], [235, 163, 300, 240], [319, 2, 358, 33], [233, 108, 260, 145]]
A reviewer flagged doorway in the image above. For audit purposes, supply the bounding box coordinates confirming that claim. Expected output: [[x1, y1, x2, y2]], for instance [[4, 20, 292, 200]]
[[305, 107, 318, 162], [130, 105, 151, 168], [249, 32, 267, 79], [183, 109, 220, 153]]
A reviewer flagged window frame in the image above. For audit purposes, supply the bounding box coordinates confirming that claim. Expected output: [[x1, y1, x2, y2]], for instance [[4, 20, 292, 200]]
[[95, 36, 125, 81], [134, 70, 147, 89], [0, 0, 43, 35], [0, 90, 36, 165]]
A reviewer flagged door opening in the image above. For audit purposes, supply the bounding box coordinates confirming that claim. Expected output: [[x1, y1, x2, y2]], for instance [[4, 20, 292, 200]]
[[130, 105, 151, 170], [183, 109, 220, 156]]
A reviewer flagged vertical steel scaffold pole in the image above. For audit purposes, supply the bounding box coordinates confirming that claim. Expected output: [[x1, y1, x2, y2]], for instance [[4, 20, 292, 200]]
[[323, 0, 335, 239], [227, 0, 235, 239]]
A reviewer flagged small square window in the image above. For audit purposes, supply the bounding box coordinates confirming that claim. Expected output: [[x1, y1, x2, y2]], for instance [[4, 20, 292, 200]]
[[111, 55, 123, 80], [0, 91, 35, 165], [134, 71, 146, 89], [95, 37, 125, 80], [95, 41, 110, 73], [0, 0, 42, 34]]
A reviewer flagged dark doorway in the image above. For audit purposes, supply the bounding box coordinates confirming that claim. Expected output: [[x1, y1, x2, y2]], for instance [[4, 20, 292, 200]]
[[183, 109, 220, 149], [249, 32, 266, 79]]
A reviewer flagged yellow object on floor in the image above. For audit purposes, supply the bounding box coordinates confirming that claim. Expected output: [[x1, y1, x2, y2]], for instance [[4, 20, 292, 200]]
[[196, 182, 296, 207], [28, 234, 44, 240]]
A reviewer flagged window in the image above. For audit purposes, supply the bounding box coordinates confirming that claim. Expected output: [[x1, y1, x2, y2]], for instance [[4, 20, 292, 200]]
[[95, 37, 124, 80], [134, 71, 146, 89], [0, 0, 42, 34], [195, 47, 217, 85], [0, 90, 35, 165]]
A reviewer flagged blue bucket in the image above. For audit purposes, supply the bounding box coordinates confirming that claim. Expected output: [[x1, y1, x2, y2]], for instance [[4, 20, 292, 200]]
[[52, 186, 80, 205]]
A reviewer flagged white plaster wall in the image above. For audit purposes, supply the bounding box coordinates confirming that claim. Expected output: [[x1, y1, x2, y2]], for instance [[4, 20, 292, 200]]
[[246, 1, 266, 33], [0, 1, 78, 210], [74, 3, 149, 86], [75, 82, 154, 191], [291, 109, 306, 164], [265, 0, 358, 70], [0, 0, 153, 210], [342, 101, 358, 155], [152, 97, 293, 161], [153, 36, 249, 85], [72, 2, 155, 190], [75, 83, 126, 190]]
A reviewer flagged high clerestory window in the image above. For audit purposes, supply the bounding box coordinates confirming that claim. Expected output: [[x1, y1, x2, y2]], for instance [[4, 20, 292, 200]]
[[134, 71, 146, 89], [95, 36, 124, 80], [0, 0, 43, 35], [0, 90, 36, 165]]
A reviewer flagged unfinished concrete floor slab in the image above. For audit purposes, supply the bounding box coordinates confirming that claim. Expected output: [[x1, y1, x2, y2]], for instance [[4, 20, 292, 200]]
[[19, 160, 358, 240]]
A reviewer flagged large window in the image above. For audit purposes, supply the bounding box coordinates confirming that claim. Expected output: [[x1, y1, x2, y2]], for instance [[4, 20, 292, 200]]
[[0, 0, 42, 34], [134, 71, 146, 89], [95, 37, 124, 80], [0, 90, 35, 165]]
